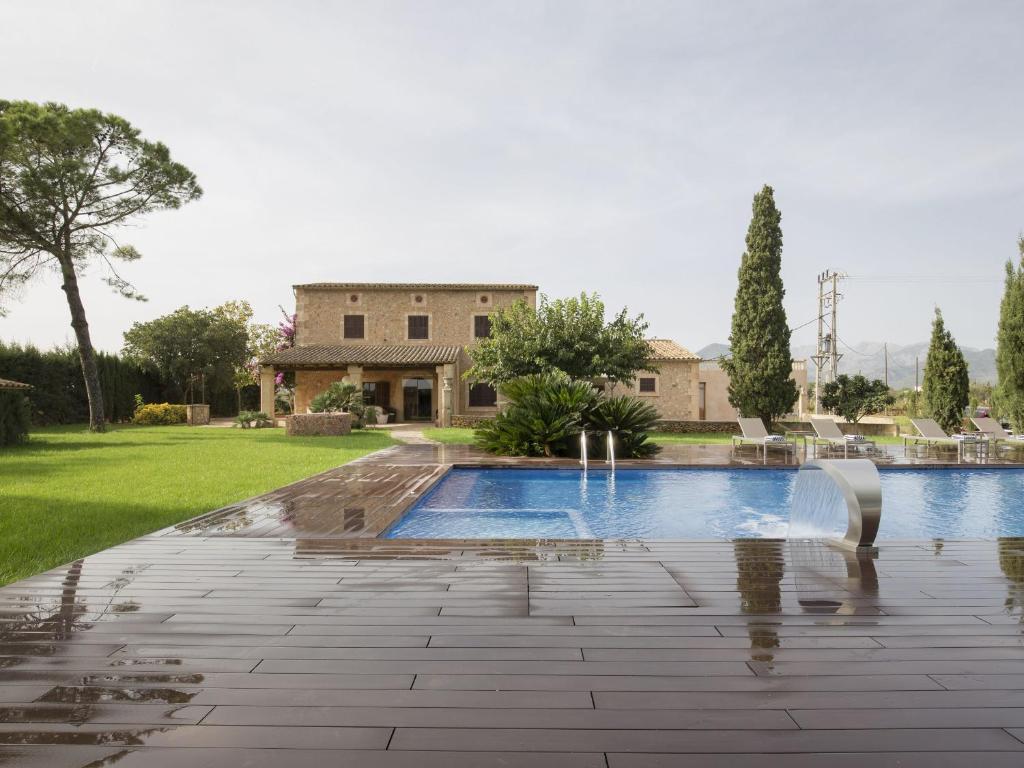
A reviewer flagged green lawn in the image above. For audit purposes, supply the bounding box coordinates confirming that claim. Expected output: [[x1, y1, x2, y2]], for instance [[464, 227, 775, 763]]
[[423, 427, 477, 444], [0, 425, 394, 585]]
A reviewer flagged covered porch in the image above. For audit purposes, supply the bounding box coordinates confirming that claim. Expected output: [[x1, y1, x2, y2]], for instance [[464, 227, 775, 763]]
[[259, 344, 461, 426]]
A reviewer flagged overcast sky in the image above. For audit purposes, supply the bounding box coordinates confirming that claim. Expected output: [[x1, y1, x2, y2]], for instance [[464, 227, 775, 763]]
[[1, 0, 1022, 355]]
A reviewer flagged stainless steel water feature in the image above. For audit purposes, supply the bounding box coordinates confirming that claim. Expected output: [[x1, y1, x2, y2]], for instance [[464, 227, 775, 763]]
[[795, 459, 882, 552], [607, 431, 616, 470], [579, 430, 588, 471]]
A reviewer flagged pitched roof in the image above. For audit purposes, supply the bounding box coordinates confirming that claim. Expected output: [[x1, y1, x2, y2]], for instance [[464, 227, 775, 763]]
[[646, 339, 700, 361], [261, 344, 462, 368], [0, 377, 31, 390], [295, 282, 538, 292]]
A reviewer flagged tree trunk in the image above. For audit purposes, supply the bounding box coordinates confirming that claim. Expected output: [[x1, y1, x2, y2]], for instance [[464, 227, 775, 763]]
[[58, 255, 106, 432]]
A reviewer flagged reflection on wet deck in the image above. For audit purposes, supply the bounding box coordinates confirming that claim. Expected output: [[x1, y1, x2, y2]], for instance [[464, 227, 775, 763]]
[[3, 536, 1024, 765]]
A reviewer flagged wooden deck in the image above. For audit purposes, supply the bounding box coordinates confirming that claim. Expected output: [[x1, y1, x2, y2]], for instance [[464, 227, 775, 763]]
[[3, 444, 1024, 766]]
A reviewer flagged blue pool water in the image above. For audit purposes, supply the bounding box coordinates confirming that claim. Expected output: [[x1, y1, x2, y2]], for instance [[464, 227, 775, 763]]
[[384, 467, 1024, 540]]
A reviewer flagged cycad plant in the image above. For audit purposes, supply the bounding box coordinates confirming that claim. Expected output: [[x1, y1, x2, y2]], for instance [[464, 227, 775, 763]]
[[474, 373, 660, 458], [586, 395, 661, 458]]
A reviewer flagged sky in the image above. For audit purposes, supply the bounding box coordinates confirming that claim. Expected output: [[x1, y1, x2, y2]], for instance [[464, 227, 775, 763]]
[[1, 0, 1022, 355]]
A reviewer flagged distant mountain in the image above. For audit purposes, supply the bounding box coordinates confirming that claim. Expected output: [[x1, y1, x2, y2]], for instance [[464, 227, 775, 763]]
[[695, 343, 731, 360], [698, 341, 996, 389]]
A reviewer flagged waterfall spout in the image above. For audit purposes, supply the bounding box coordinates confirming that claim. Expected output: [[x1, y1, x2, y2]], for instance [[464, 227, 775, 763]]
[[607, 431, 616, 470], [789, 459, 881, 552], [580, 430, 588, 472]]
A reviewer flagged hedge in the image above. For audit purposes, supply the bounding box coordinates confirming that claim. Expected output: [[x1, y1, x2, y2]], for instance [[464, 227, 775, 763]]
[[0, 390, 31, 446], [0, 341, 161, 424]]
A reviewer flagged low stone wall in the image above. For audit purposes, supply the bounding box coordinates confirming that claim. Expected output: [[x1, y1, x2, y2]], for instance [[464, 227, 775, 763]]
[[655, 419, 900, 436], [779, 421, 900, 437], [452, 414, 490, 428], [654, 420, 739, 434], [286, 412, 352, 436], [186, 404, 210, 426]]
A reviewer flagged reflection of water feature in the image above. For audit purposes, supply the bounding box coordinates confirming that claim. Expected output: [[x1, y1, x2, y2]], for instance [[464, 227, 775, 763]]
[[790, 540, 879, 616], [998, 538, 1024, 620]]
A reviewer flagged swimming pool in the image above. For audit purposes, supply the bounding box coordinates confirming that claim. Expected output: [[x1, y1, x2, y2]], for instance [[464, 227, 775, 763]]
[[383, 467, 1024, 540]]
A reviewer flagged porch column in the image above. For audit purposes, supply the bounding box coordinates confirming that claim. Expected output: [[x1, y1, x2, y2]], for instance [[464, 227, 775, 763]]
[[345, 365, 363, 388], [437, 364, 454, 427], [259, 366, 276, 417]]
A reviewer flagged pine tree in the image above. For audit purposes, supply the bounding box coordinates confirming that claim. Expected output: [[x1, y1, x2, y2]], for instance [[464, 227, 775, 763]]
[[996, 237, 1024, 431], [923, 307, 970, 433], [721, 185, 798, 426]]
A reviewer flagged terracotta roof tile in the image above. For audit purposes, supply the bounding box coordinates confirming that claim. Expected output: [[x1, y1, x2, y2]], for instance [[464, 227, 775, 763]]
[[295, 282, 538, 291], [261, 344, 462, 368], [646, 339, 700, 361], [0, 377, 31, 390]]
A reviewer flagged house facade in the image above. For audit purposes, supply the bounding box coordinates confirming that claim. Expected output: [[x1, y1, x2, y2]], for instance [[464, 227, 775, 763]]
[[697, 358, 809, 421], [260, 283, 538, 425], [259, 281, 801, 426]]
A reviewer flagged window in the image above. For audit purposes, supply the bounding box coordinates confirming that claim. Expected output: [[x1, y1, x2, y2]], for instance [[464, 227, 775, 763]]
[[343, 314, 364, 339], [468, 382, 497, 407], [362, 381, 390, 407], [473, 315, 491, 339], [408, 315, 429, 340], [639, 377, 657, 393], [698, 381, 706, 420]]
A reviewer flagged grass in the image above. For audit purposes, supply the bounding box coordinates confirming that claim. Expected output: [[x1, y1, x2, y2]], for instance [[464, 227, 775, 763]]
[[0, 424, 394, 586], [423, 427, 477, 444]]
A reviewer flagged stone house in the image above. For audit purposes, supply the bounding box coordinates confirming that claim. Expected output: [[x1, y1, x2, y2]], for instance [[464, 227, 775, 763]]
[[697, 358, 809, 421], [258, 281, 800, 426], [260, 283, 538, 425]]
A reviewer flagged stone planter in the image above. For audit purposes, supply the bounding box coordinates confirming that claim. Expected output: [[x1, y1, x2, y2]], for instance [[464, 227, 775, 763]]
[[186, 404, 211, 426], [286, 412, 352, 436]]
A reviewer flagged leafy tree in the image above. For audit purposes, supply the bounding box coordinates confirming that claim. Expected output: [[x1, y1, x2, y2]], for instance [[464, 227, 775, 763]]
[[819, 374, 894, 423], [467, 292, 653, 386], [996, 236, 1024, 431], [122, 303, 248, 403], [0, 101, 201, 431], [923, 307, 970, 433], [720, 185, 798, 425]]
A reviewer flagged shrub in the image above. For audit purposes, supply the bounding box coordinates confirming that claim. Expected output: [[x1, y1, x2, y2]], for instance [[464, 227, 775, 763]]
[[235, 410, 272, 429], [309, 382, 366, 425], [0, 390, 31, 446], [586, 395, 661, 458], [475, 372, 600, 457], [474, 373, 661, 458], [132, 403, 187, 425]]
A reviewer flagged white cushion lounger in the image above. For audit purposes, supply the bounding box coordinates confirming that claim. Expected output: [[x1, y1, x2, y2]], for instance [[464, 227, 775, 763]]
[[731, 417, 796, 462], [810, 417, 876, 459], [904, 418, 979, 459], [972, 417, 1024, 453]]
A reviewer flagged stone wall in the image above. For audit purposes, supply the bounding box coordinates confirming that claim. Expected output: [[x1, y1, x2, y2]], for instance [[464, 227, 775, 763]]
[[452, 414, 491, 428], [296, 286, 537, 348], [285, 412, 352, 436], [655, 420, 739, 433], [609, 359, 700, 421], [699, 360, 809, 421]]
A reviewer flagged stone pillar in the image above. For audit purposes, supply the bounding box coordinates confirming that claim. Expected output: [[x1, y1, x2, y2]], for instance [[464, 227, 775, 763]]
[[345, 365, 363, 389], [439, 364, 455, 427], [259, 366, 276, 418]]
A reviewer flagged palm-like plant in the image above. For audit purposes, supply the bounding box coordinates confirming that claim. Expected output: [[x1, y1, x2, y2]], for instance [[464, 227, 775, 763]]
[[585, 395, 661, 458]]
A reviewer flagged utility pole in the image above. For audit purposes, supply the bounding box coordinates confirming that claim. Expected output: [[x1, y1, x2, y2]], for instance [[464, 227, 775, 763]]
[[884, 343, 889, 389], [811, 270, 845, 413]]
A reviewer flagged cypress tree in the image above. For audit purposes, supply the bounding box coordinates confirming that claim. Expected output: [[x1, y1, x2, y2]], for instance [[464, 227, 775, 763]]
[[923, 307, 970, 433], [721, 185, 798, 426], [996, 237, 1024, 431]]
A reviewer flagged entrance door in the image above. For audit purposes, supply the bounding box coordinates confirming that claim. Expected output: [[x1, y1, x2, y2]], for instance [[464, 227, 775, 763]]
[[402, 378, 433, 421]]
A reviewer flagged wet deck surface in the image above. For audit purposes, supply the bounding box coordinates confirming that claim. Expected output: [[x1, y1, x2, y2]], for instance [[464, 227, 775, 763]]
[[3, 443, 1024, 766], [4, 537, 1024, 766]]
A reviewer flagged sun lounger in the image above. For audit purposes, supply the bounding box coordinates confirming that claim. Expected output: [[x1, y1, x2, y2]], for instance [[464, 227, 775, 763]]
[[972, 416, 1024, 453], [810, 417, 876, 458], [904, 417, 980, 459], [731, 417, 796, 463]]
